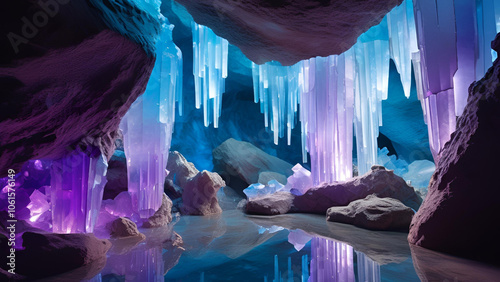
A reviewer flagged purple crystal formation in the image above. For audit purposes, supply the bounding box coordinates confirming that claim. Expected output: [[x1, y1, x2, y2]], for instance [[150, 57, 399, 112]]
[[413, 0, 499, 158], [309, 237, 355, 282], [50, 146, 108, 234], [284, 164, 313, 196], [120, 21, 183, 218]]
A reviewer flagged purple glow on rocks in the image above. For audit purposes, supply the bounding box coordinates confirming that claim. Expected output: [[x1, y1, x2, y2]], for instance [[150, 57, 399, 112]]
[[50, 146, 108, 234]]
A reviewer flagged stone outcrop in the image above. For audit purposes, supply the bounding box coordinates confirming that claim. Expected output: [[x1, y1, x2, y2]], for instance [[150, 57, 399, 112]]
[[327, 195, 414, 231], [176, 0, 402, 65], [0, 0, 159, 177], [181, 170, 226, 215], [213, 138, 293, 194], [110, 217, 145, 239], [408, 34, 500, 264], [246, 166, 422, 215], [143, 193, 174, 228]]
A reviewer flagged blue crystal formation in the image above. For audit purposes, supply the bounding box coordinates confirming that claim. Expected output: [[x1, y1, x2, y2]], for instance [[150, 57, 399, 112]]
[[244, 180, 286, 200], [192, 23, 229, 128], [120, 20, 183, 218], [50, 146, 108, 233]]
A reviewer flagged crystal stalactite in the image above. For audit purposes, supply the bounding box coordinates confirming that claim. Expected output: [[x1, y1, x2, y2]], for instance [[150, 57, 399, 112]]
[[301, 54, 355, 184], [50, 146, 108, 234], [309, 237, 355, 282], [192, 22, 229, 128], [120, 21, 182, 219]]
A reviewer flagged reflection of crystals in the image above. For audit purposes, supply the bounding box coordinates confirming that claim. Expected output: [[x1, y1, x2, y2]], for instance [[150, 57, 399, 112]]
[[50, 147, 108, 234], [356, 251, 381, 282], [258, 225, 284, 235], [310, 237, 355, 281], [288, 229, 312, 251]]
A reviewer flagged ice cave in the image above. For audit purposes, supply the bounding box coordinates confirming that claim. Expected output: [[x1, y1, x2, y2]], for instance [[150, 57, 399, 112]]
[[1, 0, 500, 281]]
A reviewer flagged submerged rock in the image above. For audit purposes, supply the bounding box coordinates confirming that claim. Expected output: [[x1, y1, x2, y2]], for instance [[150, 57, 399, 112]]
[[326, 195, 414, 231], [16, 232, 111, 279], [246, 166, 422, 215], [176, 0, 402, 65], [213, 138, 293, 194], [181, 171, 226, 215], [408, 34, 500, 264]]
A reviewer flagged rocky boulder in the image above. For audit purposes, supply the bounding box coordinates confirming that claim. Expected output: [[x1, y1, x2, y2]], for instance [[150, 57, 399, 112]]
[[408, 34, 500, 264], [175, 0, 402, 65], [213, 138, 293, 195], [110, 217, 145, 239], [143, 193, 173, 228], [182, 170, 226, 215], [246, 166, 422, 215], [326, 195, 414, 231], [165, 151, 199, 200], [16, 232, 111, 279], [0, 0, 159, 177]]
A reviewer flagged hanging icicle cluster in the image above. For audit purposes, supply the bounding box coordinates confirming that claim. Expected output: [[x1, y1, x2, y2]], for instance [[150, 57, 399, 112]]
[[192, 23, 229, 128]]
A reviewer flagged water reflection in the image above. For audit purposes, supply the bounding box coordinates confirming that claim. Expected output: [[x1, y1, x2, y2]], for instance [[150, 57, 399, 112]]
[[310, 237, 355, 282]]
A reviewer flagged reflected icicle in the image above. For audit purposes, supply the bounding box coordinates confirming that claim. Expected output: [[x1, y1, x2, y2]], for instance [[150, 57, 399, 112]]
[[120, 21, 182, 218], [309, 238, 355, 282], [356, 251, 381, 282], [192, 23, 229, 128]]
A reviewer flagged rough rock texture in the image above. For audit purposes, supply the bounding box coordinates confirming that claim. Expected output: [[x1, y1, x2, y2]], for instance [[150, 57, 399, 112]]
[[143, 193, 173, 228], [326, 195, 414, 231], [213, 138, 293, 194], [165, 151, 199, 200], [175, 0, 402, 65], [408, 35, 500, 264], [246, 166, 422, 215], [181, 170, 226, 215], [245, 191, 294, 216], [15, 232, 111, 279], [0, 0, 157, 177], [110, 217, 145, 239], [258, 171, 288, 185], [103, 150, 128, 200]]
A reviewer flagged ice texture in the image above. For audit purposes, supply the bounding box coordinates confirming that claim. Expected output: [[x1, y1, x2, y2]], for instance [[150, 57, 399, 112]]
[[310, 237, 355, 282], [356, 251, 381, 282], [244, 180, 286, 200], [50, 147, 108, 234], [192, 23, 229, 128], [120, 22, 182, 218], [284, 164, 313, 196]]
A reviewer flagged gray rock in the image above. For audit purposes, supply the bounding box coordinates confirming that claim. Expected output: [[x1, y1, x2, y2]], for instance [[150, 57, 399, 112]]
[[165, 151, 199, 199], [143, 193, 173, 228], [246, 166, 422, 215], [326, 195, 414, 231], [213, 138, 293, 194], [110, 217, 145, 239], [245, 191, 294, 216], [258, 171, 288, 185], [181, 170, 226, 215]]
